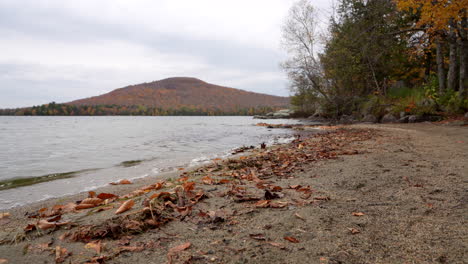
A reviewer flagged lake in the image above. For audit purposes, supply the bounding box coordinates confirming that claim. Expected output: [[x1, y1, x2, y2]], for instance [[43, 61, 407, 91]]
[[0, 116, 303, 209]]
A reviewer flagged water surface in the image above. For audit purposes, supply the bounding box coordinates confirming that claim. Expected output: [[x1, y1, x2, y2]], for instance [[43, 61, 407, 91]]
[[0, 116, 302, 209]]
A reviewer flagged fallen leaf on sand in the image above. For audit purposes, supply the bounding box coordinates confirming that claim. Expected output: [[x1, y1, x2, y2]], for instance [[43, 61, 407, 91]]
[[294, 213, 305, 221], [202, 176, 214, 185], [119, 179, 132, 184], [255, 200, 270, 208], [284, 236, 299, 243], [270, 201, 288, 208], [37, 219, 56, 230], [24, 224, 36, 232], [116, 199, 135, 214], [167, 242, 191, 264], [348, 228, 360, 234], [88, 191, 96, 198], [0, 212, 10, 219], [76, 204, 96, 210], [352, 212, 365, 216], [249, 233, 266, 240], [266, 242, 286, 249], [85, 240, 103, 254], [0, 259, 7, 264], [55, 246, 70, 263], [81, 198, 103, 205], [97, 193, 118, 200]]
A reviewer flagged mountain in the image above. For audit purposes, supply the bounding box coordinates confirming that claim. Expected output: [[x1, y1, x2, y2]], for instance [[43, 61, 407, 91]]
[[67, 77, 289, 111]]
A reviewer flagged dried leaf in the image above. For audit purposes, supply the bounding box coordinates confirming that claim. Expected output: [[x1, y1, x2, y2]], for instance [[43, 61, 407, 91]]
[[269, 201, 288, 208], [352, 212, 365, 216], [97, 193, 118, 200], [88, 191, 96, 198], [81, 198, 103, 205], [348, 228, 360, 234], [116, 200, 135, 214], [55, 246, 70, 263], [119, 179, 132, 184], [266, 242, 286, 249], [271, 186, 283, 192], [37, 219, 56, 230], [0, 259, 7, 264], [284, 236, 299, 243], [249, 233, 266, 240], [255, 200, 270, 208], [24, 224, 36, 232], [182, 182, 196, 192], [0, 212, 10, 219], [202, 176, 214, 185], [85, 240, 102, 254], [294, 213, 305, 221], [76, 204, 96, 210], [167, 242, 191, 264]]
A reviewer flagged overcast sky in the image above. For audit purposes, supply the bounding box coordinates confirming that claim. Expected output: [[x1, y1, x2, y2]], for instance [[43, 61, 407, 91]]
[[0, 0, 332, 108]]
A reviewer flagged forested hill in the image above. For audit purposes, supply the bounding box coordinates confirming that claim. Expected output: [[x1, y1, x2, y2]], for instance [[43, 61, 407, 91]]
[[68, 77, 289, 111], [0, 77, 289, 116]]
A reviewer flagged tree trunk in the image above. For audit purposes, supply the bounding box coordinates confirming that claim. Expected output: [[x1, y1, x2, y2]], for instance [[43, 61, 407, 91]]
[[436, 38, 446, 95], [459, 10, 467, 98], [447, 19, 458, 91]]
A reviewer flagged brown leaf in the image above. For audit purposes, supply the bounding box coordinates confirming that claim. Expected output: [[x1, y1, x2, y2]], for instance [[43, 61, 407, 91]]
[[88, 191, 96, 198], [266, 242, 286, 249], [294, 213, 305, 221], [116, 200, 135, 214], [255, 200, 270, 208], [37, 219, 56, 230], [0, 212, 10, 219], [167, 242, 191, 264], [0, 259, 7, 264], [284, 236, 299, 243], [24, 224, 36, 232], [119, 179, 132, 184], [348, 228, 360, 234], [76, 204, 96, 210], [269, 201, 288, 208], [97, 193, 118, 200], [55, 246, 71, 263], [271, 186, 283, 192], [202, 176, 214, 185], [352, 212, 365, 216], [85, 240, 103, 254], [81, 198, 103, 205], [249, 233, 266, 240], [182, 182, 196, 192]]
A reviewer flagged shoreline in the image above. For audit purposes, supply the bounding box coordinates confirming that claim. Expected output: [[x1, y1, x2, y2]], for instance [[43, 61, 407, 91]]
[[0, 117, 313, 210], [0, 123, 466, 263], [0, 127, 316, 213]]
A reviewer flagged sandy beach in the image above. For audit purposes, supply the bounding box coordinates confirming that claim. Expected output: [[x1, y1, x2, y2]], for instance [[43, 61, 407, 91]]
[[0, 122, 467, 264]]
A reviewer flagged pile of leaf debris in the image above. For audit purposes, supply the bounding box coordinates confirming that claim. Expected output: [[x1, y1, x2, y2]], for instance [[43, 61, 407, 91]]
[[0, 127, 375, 263]]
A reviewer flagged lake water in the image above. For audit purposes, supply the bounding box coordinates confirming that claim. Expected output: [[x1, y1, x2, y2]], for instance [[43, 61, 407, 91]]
[[0, 116, 303, 209]]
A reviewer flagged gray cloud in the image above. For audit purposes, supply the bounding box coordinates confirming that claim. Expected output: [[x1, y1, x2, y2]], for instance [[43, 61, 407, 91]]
[[0, 0, 331, 108]]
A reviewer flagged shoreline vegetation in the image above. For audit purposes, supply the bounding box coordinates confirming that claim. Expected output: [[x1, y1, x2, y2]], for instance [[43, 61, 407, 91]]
[[0, 102, 282, 116], [0, 121, 466, 263]]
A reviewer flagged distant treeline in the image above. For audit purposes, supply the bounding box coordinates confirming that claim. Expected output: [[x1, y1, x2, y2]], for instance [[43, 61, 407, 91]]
[[0, 102, 280, 116]]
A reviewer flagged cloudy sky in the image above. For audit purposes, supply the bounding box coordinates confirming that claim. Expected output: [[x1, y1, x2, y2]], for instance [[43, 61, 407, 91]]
[[0, 0, 332, 108]]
